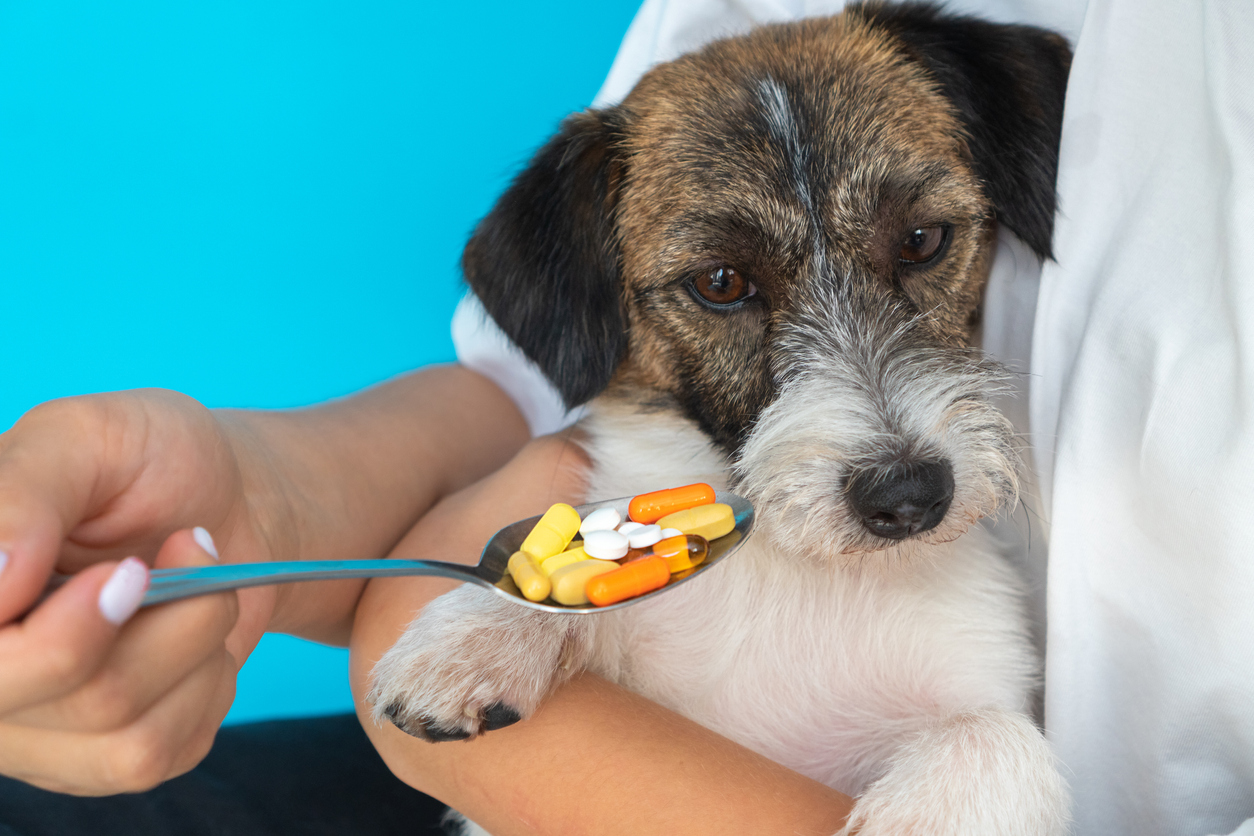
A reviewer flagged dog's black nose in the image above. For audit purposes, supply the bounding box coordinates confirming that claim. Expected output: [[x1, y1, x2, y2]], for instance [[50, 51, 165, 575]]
[[846, 460, 954, 540]]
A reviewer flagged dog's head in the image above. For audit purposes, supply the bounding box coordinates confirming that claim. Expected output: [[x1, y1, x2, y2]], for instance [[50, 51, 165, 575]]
[[463, 2, 1070, 563]]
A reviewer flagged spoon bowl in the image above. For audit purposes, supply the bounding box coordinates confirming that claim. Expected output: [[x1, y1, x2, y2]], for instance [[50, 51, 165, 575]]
[[138, 491, 754, 612]]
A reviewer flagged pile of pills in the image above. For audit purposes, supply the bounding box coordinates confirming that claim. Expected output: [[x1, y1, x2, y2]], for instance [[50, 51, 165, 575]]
[[506, 483, 736, 607]]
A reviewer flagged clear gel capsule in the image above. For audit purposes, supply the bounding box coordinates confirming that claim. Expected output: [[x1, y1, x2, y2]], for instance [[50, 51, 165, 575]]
[[621, 534, 709, 573]]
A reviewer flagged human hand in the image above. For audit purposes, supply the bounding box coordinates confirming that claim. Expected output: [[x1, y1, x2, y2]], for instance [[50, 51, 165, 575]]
[[0, 390, 277, 793], [0, 367, 533, 794], [0, 389, 281, 619], [0, 528, 240, 794]]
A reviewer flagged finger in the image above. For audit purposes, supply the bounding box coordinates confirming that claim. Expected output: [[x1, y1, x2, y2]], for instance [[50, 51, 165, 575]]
[[0, 647, 236, 796], [165, 647, 239, 781], [0, 399, 128, 622], [8, 529, 238, 732], [0, 558, 148, 716], [0, 480, 83, 626]]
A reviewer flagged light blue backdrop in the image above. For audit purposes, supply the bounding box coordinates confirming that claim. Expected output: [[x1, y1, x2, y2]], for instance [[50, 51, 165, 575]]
[[0, 1, 642, 723]]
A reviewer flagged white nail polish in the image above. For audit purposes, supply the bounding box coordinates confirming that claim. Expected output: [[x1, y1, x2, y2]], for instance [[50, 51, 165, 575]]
[[98, 558, 149, 626], [0, 550, 8, 581], [192, 526, 219, 560]]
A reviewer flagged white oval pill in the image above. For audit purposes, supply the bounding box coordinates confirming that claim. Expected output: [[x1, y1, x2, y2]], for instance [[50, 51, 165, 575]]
[[617, 521, 645, 536], [582, 529, 630, 560], [626, 524, 663, 549], [660, 528, 683, 539], [579, 506, 622, 537]]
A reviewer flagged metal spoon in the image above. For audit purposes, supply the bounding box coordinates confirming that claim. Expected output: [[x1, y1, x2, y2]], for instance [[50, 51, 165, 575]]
[[137, 491, 754, 613]]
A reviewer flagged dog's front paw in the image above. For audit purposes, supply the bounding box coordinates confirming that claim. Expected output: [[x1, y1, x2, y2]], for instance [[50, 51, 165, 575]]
[[838, 708, 1070, 836], [368, 585, 593, 741]]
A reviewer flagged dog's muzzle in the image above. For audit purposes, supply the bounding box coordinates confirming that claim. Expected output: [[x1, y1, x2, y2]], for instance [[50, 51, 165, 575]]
[[732, 282, 1018, 562]]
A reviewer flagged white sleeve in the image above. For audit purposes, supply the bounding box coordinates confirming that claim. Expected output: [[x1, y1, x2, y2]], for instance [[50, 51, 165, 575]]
[[450, 295, 584, 437], [1212, 820, 1254, 836], [593, 0, 805, 107]]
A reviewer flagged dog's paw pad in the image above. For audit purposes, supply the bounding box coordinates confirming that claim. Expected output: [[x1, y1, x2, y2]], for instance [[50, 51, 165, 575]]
[[383, 702, 477, 742], [483, 702, 523, 731], [416, 722, 475, 743], [369, 585, 592, 745]]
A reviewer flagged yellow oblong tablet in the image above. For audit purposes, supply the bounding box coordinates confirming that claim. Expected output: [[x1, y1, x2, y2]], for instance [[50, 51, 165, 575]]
[[548, 559, 619, 606], [655, 503, 735, 541], [520, 503, 582, 560], [507, 550, 551, 602], [540, 545, 587, 577]]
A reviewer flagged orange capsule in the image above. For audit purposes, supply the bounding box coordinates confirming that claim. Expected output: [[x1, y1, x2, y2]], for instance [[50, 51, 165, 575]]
[[586, 555, 671, 607], [628, 483, 717, 524]]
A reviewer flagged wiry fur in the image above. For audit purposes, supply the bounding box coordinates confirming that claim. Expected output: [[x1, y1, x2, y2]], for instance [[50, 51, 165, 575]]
[[736, 280, 1020, 564], [372, 403, 1065, 834], [370, 3, 1072, 832], [369, 587, 594, 741]]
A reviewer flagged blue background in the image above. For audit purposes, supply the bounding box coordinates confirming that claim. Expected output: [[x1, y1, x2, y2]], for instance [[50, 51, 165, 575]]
[[0, 1, 642, 723]]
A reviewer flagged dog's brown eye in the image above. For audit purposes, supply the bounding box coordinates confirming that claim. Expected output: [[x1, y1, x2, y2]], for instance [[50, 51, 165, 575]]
[[691, 267, 757, 307], [899, 225, 950, 264]]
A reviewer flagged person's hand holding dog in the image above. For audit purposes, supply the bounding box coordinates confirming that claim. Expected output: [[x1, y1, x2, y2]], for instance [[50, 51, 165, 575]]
[[0, 367, 530, 795]]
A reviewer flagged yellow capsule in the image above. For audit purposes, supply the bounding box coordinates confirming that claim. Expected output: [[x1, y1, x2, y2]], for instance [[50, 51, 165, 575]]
[[519, 503, 582, 560], [540, 545, 588, 577], [654, 503, 735, 541], [548, 559, 619, 606], [507, 550, 551, 602]]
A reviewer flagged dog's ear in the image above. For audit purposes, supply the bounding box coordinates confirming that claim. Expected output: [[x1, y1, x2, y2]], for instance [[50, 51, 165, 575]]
[[462, 109, 628, 408], [856, 2, 1072, 259]]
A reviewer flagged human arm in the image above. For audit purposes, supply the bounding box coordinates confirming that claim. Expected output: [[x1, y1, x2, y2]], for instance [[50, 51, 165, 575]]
[[0, 363, 529, 794], [349, 434, 855, 836]]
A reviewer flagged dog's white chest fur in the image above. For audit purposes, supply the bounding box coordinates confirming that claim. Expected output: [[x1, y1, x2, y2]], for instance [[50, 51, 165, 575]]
[[579, 403, 1038, 796], [368, 390, 1068, 836]]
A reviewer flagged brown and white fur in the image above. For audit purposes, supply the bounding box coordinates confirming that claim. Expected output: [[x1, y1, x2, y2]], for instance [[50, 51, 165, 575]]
[[369, 4, 1073, 833]]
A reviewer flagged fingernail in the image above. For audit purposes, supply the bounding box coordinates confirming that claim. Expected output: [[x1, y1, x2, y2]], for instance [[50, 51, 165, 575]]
[[98, 558, 149, 626], [192, 526, 219, 560], [0, 550, 8, 581]]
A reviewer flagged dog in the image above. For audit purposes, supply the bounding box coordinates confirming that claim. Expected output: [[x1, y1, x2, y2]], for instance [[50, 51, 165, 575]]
[[369, 3, 1072, 833]]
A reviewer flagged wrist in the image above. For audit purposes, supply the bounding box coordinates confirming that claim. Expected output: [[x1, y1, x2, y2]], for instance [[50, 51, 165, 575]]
[[216, 366, 531, 641], [214, 408, 356, 639]]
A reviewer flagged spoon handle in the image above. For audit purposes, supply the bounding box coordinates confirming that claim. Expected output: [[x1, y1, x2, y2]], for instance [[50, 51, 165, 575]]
[[142, 559, 483, 606]]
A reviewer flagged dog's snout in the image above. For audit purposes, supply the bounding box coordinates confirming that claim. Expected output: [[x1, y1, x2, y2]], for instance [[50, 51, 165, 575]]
[[846, 461, 955, 540]]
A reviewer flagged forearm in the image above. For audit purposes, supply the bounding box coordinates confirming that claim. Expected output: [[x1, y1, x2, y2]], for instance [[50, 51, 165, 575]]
[[348, 438, 853, 834], [356, 672, 853, 836], [222, 364, 530, 642]]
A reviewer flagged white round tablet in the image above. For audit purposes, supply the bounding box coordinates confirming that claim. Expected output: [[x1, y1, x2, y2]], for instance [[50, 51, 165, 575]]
[[579, 506, 622, 537], [582, 529, 630, 560], [660, 528, 683, 539], [627, 524, 663, 549], [617, 521, 646, 536]]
